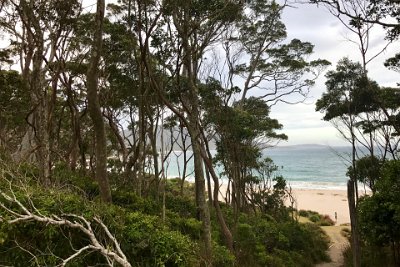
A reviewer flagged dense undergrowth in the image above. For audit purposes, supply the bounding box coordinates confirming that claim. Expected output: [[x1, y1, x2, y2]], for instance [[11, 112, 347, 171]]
[[298, 210, 335, 226], [0, 162, 329, 266]]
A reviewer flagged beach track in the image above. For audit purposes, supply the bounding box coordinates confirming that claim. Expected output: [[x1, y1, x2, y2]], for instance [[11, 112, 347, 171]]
[[316, 225, 350, 267]]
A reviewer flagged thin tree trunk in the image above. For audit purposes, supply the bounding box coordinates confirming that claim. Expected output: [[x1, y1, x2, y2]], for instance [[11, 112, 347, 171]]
[[205, 170, 213, 204], [202, 149, 234, 252], [348, 179, 361, 267], [86, 0, 112, 203], [199, 129, 234, 252], [190, 134, 212, 262], [105, 111, 128, 164], [19, 0, 51, 185]]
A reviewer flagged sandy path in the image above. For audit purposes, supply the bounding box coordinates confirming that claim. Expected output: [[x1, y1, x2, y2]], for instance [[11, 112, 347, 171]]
[[316, 226, 349, 267]]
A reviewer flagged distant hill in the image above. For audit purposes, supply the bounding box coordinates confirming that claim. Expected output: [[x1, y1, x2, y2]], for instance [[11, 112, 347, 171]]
[[123, 127, 217, 151], [273, 144, 351, 150]]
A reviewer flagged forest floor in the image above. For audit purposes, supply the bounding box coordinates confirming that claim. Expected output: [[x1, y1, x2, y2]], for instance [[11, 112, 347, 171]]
[[316, 225, 350, 267]]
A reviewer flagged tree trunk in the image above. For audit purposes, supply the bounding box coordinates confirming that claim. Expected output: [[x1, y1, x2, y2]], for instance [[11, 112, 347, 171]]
[[200, 129, 234, 252], [16, 1, 51, 185], [190, 132, 212, 262], [105, 111, 128, 164], [348, 179, 361, 267], [86, 0, 112, 203]]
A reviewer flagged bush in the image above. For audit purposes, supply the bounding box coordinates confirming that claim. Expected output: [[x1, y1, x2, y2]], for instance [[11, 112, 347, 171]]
[[298, 209, 309, 217], [0, 183, 200, 266], [299, 209, 335, 226], [212, 241, 235, 266], [309, 214, 321, 223], [0, 164, 331, 267], [166, 211, 202, 240], [319, 215, 335, 226], [233, 216, 330, 266], [354, 160, 400, 267], [52, 162, 99, 199], [111, 189, 161, 214]]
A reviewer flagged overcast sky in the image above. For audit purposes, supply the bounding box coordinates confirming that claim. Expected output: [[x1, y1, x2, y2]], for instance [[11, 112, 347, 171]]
[[272, 2, 398, 146]]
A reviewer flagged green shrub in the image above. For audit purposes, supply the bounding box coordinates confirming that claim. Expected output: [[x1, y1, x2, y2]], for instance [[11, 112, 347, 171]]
[[111, 189, 161, 214], [212, 241, 235, 266], [299, 209, 334, 226], [165, 193, 197, 218], [150, 230, 197, 266], [309, 214, 321, 223], [166, 211, 202, 239], [319, 215, 335, 226], [232, 214, 330, 267], [298, 209, 309, 217], [0, 183, 200, 266], [0, 165, 331, 267], [52, 162, 99, 198]]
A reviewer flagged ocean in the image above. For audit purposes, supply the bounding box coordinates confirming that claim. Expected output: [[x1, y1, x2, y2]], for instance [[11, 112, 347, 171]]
[[265, 145, 351, 190], [163, 145, 353, 190]]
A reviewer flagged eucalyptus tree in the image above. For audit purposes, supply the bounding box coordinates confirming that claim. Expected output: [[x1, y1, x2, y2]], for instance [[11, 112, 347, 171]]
[[0, 0, 83, 185], [206, 92, 287, 215], [316, 59, 400, 178], [316, 57, 400, 266], [203, 0, 329, 220], [308, 0, 400, 79], [85, 0, 112, 202], [104, 0, 242, 258], [222, 0, 329, 105], [158, 0, 243, 258], [0, 70, 29, 153], [316, 58, 367, 266]]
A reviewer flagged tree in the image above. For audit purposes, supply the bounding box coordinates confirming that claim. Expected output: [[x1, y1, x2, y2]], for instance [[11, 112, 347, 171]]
[[0, 70, 29, 153], [224, 0, 330, 105], [308, 0, 400, 79], [348, 155, 382, 192], [0, 0, 85, 183], [316, 58, 369, 266], [86, 0, 112, 202], [358, 160, 400, 265], [205, 85, 287, 216]]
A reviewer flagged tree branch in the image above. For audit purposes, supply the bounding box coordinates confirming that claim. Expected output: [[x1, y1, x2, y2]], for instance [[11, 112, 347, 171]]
[[0, 187, 132, 267]]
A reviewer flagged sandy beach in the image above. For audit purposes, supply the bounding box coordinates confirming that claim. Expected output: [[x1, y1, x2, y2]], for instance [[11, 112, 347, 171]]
[[216, 185, 354, 225], [289, 189, 350, 225]]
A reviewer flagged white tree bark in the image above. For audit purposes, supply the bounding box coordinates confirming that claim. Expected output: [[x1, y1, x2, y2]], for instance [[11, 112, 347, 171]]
[[0, 187, 131, 267]]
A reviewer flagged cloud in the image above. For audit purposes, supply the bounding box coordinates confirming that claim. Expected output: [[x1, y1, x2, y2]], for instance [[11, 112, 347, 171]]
[[272, 2, 398, 145]]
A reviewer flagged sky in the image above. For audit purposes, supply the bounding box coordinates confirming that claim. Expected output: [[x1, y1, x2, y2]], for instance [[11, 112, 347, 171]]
[[270, 2, 399, 146]]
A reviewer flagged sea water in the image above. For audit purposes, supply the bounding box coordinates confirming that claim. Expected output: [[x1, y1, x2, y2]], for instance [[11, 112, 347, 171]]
[[265, 145, 351, 190], [163, 145, 353, 190]]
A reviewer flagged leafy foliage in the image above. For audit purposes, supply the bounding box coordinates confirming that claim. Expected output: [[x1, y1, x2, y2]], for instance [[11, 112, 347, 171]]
[[355, 160, 400, 266], [298, 210, 335, 226], [0, 162, 331, 266]]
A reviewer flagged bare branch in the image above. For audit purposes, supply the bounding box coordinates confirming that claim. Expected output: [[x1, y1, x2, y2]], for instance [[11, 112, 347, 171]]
[[0, 187, 132, 267]]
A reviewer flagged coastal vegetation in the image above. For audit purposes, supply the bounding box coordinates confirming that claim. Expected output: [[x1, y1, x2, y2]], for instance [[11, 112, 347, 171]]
[[0, 159, 330, 266], [298, 210, 335, 226], [0, 0, 398, 266], [311, 0, 400, 266], [0, 0, 330, 265]]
